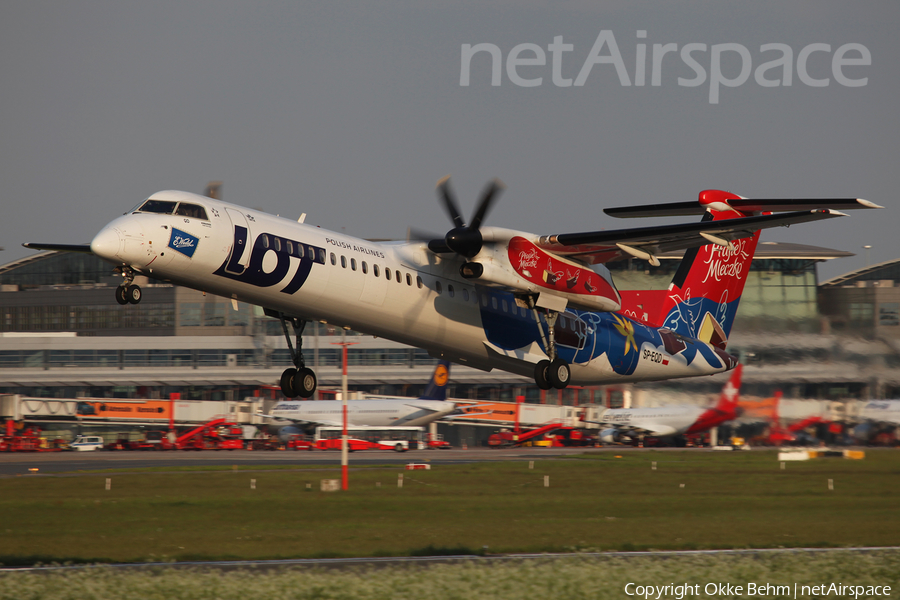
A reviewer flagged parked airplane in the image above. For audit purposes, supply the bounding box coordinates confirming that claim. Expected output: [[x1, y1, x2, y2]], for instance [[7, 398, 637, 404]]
[[852, 400, 900, 444], [24, 180, 880, 397], [590, 364, 743, 444], [261, 360, 457, 440]]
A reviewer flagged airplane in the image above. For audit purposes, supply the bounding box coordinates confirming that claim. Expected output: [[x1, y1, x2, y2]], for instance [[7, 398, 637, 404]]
[[749, 390, 830, 446], [261, 360, 458, 441], [23, 179, 881, 398], [852, 400, 900, 445], [588, 363, 743, 445]]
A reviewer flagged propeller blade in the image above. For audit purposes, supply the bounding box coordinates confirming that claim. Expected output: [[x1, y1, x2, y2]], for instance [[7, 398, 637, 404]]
[[469, 178, 505, 230], [406, 226, 443, 243], [436, 175, 466, 229]]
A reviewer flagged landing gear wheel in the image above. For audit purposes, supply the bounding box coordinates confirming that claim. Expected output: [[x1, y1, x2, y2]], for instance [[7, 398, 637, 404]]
[[548, 358, 570, 389], [126, 284, 142, 304], [115, 286, 129, 305], [534, 360, 552, 390], [292, 367, 317, 398], [281, 368, 298, 398]]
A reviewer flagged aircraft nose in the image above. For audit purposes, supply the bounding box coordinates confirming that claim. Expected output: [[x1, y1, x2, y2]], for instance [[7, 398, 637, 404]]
[[90, 226, 122, 260]]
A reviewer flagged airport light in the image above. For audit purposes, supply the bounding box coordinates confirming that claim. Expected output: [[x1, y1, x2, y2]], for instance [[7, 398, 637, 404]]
[[332, 335, 358, 491]]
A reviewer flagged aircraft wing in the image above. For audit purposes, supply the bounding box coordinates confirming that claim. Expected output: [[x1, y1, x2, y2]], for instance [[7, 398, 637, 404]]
[[22, 243, 93, 254], [402, 403, 451, 414], [587, 420, 679, 437], [534, 209, 846, 265], [616, 423, 680, 437], [256, 413, 342, 427]]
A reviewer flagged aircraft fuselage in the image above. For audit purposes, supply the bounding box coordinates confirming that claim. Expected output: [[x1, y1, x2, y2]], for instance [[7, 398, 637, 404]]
[[89, 190, 735, 385]]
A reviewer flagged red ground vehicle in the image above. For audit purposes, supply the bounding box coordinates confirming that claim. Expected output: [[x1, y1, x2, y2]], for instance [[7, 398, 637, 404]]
[[488, 423, 563, 447], [176, 418, 244, 450], [425, 433, 452, 449], [0, 422, 66, 452]]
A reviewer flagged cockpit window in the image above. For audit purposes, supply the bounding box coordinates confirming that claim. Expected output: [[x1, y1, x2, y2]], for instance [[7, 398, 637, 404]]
[[175, 203, 209, 220], [137, 200, 177, 214], [132, 199, 209, 220]]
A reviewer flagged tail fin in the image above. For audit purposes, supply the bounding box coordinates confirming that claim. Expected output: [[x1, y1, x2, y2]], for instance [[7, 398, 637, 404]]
[[419, 360, 451, 401], [658, 190, 761, 349], [771, 390, 783, 424], [713, 363, 742, 416]]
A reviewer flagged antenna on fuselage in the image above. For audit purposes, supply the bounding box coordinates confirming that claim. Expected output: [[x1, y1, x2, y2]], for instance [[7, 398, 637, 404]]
[[298, 213, 307, 223], [204, 181, 223, 199]]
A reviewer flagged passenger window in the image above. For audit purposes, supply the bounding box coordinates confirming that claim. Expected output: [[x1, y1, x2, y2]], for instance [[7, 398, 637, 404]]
[[385, 268, 392, 280], [481, 294, 489, 307], [297, 244, 304, 258], [286, 240, 293, 255], [448, 285, 455, 298], [137, 199, 177, 214], [341, 256, 347, 268], [274, 238, 282, 252], [330, 253, 336, 266], [396, 271, 402, 283], [502, 299, 508, 312], [262, 235, 270, 249], [436, 281, 442, 294], [374, 265, 381, 277], [175, 203, 209, 220], [406, 273, 412, 286], [491, 297, 498, 310], [462, 289, 469, 302], [362, 261, 368, 274], [416, 276, 423, 289], [351, 258, 357, 271], [317, 249, 325, 263]]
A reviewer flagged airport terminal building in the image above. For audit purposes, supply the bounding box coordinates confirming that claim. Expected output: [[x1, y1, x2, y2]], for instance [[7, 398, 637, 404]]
[[1, 243, 899, 417]]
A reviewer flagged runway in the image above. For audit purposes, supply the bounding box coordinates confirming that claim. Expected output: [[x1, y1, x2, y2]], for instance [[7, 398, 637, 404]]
[[0, 446, 631, 476]]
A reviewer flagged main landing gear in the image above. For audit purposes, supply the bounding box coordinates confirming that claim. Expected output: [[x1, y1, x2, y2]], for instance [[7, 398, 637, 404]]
[[526, 296, 570, 390], [114, 266, 142, 305], [275, 312, 317, 399]]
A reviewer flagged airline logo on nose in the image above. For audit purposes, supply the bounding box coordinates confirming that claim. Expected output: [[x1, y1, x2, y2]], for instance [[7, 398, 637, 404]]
[[169, 228, 199, 258]]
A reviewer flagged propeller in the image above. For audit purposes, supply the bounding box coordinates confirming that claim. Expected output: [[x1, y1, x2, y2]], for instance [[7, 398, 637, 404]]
[[427, 176, 505, 258]]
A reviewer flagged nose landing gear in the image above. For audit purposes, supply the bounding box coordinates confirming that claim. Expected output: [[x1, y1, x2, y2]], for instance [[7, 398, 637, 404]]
[[113, 266, 142, 305]]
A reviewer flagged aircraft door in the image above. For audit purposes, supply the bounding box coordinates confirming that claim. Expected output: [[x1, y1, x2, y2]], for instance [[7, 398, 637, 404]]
[[224, 209, 252, 275], [360, 264, 388, 306]]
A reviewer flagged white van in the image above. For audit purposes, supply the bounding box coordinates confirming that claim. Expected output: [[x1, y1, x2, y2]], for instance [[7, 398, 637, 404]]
[[70, 435, 105, 451]]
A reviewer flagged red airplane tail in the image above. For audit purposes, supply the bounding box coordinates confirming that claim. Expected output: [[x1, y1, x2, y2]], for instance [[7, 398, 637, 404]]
[[685, 363, 743, 434], [618, 190, 762, 350], [713, 363, 742, 418], [657, 191, 761, 349]]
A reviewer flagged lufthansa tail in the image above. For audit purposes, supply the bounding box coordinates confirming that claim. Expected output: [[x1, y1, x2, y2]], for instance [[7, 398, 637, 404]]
[[419, 360, 451, 401]]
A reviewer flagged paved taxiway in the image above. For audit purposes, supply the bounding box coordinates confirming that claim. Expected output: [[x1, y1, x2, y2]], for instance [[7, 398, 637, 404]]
[[0, 446, 628, 476]]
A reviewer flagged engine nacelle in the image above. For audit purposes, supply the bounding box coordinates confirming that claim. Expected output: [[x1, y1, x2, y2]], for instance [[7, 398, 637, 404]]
[[600, 428, 628, 444], [277, 425, 309, 443], [463, 252, 621, 313]]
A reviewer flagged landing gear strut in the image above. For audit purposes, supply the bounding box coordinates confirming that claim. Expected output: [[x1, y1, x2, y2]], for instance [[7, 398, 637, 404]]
[[527, 296, 570, 390], [114, 266, 141, 305], [276, 312, 317, 398]]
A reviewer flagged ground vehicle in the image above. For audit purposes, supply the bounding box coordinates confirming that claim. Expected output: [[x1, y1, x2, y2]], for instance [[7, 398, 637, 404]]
[[314, 425, 427, 451], [70, 435, 105, 451]]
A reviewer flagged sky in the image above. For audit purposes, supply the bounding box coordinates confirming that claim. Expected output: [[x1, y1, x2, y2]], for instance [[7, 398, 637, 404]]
[[1, 1, 897, 282]]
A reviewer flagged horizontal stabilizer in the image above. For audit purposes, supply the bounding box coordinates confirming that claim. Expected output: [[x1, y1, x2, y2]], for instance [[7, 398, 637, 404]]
[[22, 243, 93, 254], [538, 208, 844, 264], [605, 197, 881, 218]]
